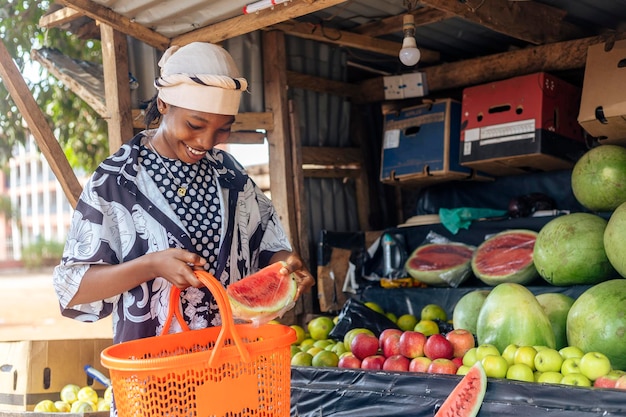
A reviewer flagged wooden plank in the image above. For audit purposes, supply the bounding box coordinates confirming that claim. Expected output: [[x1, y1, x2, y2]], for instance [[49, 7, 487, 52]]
[[173, 0, 348, 45], [132, 109, 273, 134], [38, 6, 83, 29], [100, 24, 133, 152], [287, 71, 359, 97], [227, 131, 266, 144], [288, 100, 309, 266], [353, 7, 451, 37], [301, 147, 362, 166], [0, 40, 82, 208], [419, 0, 585, 45], [58, 0, 170, 50], [303, 168, 360, 178], [270, 21, 440, 63], [355, 32, 626, 103]]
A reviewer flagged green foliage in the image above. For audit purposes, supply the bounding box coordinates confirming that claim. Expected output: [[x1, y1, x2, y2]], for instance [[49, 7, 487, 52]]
[[21, 237, 64, 269], [0, 0, 108, 173]]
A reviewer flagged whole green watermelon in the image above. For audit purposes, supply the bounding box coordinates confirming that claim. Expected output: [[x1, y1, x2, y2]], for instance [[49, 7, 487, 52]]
[[533, 213, 617, 286], [477, 283, 555, 353], [604, 201, 626, 277], [567, 279, 626, 371], [571, 144, 626, 212]]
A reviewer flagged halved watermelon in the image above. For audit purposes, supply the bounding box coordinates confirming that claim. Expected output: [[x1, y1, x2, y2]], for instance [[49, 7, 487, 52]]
[[226, 261, 297, 323], [471, 229, 538, 286], [434, 361, 487, 417], [405, 243, 475, 287]]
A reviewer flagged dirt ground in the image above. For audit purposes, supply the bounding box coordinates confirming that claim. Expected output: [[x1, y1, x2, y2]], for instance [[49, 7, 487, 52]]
[[0, 267, 112, 341]]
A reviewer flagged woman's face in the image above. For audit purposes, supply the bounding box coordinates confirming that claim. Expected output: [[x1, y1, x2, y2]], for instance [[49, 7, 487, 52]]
[[154, 99, 235, 163]]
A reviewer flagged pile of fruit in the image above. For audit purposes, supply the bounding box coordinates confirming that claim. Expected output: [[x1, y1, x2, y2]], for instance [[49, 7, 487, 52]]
[[33, 383, 112, 413]]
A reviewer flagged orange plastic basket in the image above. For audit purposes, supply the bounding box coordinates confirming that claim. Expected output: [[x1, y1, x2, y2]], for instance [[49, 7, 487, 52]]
[[101, 270, 296, 417]]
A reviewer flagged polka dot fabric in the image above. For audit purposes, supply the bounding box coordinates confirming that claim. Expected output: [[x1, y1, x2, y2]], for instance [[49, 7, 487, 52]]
[[141, 145, 221, 274]]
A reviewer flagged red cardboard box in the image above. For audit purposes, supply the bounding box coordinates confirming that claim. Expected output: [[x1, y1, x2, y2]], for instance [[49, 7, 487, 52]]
[[460, 72, 587, 176]]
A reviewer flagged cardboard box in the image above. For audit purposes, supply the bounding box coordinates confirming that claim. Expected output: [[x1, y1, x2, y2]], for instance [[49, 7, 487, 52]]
[[578, 39, 626, 144], [383, 72, 428, 100], [0, 339, 112, 411], [380, 99, 491, 186], [460, 72, 587, 176]]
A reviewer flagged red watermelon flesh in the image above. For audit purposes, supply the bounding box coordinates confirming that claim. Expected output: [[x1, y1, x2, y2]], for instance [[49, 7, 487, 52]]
[[405, 243, 475, 287], [227, 261, 297, 323], [434, 361, 486, 417], [471, 229, 538, 286]]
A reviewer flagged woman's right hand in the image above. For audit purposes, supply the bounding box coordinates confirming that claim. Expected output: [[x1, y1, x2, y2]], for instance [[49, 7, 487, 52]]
[[146, 248, 207, 289]]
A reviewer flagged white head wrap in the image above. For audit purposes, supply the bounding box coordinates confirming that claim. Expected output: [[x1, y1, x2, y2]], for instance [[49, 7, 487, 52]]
[[155, 42, 248, 115]]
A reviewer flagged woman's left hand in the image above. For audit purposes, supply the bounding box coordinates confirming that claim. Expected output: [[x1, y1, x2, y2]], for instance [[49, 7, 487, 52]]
[[273, 252, 315, 299]]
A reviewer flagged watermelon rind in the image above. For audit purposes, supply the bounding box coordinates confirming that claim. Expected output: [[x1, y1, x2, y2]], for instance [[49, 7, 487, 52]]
[[434, 361, 486, 417], [405, 243, 475, 287], [227, 261, 298, 322], [471, 229, 538, 286]]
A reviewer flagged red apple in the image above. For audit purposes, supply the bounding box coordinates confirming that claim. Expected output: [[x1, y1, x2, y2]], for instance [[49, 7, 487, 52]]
[[445, 329, 476, 358], [409, 356, 432, 373], [615, 374, 626, 390], [361, 354, 386, 370], [381, 333, 402, 358], [427, 358, 458, 375], [379, 328, 403, 347], [383, 354, 410, 372], [338, 353, 362, 369], [452, 356, 464, 369], [399, 330, 427, 359], [351, 333, 380, 360], [424, 334, 454, 360]]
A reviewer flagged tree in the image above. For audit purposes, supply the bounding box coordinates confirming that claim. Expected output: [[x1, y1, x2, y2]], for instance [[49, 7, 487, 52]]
[[0, 0, 109, 173]]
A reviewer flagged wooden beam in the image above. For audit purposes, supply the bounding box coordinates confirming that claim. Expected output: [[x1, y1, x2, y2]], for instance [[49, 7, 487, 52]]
[[131, 109, 273, 133], [30, 48, 107, 118], [356, 32, 626, 103], [270, 20, 440, 63], [101, 24, 134, 152], [287, 71, 359, 97], [57, 0, 170, 50], [353, 7, 451, 37], [38, 6, 83, 29], [0, 40, 82, 208], [301, 147, 362, 166], [173, 0, 348, 46], [419, 0, 585, 45]]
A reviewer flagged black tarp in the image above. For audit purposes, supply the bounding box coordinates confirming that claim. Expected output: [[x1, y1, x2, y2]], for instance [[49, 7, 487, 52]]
[[290, 366, 626, 416]]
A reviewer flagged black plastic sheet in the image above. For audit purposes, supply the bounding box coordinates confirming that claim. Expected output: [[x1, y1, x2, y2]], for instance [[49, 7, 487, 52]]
[[290, 366, 626, 416]]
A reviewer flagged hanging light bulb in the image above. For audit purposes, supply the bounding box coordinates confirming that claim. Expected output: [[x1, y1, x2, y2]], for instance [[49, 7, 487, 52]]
[[399, 14, 421, 66]]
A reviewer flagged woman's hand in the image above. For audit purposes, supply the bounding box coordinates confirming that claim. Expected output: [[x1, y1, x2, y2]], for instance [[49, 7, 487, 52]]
[[272, 252, 315, 299], [146, 248, 207, 289]]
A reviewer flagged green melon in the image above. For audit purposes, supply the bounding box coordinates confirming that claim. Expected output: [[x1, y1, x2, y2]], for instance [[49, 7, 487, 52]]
[[452, 290, 490, 335], [604, 201, 626, 277], [571, 144, 626, 212], [471, 229, 538, 286], [477, 283, 555, 353], [227, 261, 297, 322], [567, 279, 626, 371], [434, 361, 486, 417], [533, 213, 617, 286], [536, 292, 575, 350], [405, 243, 475, 287]]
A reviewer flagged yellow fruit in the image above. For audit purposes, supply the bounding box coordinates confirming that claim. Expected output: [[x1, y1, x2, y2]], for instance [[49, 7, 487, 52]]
[[291, 351, 313, 366], [290, 325, 306, 345], [313, 339, 334, 349], [71, 400, 94, 413], [307, 316, 335, 340], [104, 386, 113, 404], [78, 386, 99, 406], [396, 314, 418, 331], [421, 304, 447, 321], [414, 319, 440, 336], [97, 397, 111, 411], [306, 346, 324, 357], [385, 312, 398, 323], [311, 350, 339, 367], [60, 383, 80, 404], [364, 301, 385, 314], [54, 400, 71, 412], [34, 400, 58, 412], [299, 338, 315, 351], [290, 345, 301, 357]]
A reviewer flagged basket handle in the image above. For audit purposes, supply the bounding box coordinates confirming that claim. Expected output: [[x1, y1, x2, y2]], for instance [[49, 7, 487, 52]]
[[162, 270, 252, 365]]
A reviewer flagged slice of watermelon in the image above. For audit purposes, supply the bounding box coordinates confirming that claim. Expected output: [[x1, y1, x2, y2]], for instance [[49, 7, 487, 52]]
[[471, 229, 538, 286], [434, 361, 487, 417], [405, 243, 475, 287], [226, 261, 297, 323]]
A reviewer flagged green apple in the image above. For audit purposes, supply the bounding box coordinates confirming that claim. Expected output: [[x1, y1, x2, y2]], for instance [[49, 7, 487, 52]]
[[462, 347, 478, 367], [501, 344, 518, 365], [533, 345, 549, 352], [506, 363, 535, 382], [481, 354, 508, 379], [560, 373, 591, 387], [534, 348, 563, 373], [579, 351, 612, 381], [534, 371, 543, 382], [514, 346, 537, 371], [537, 371, 564, 384], [560, 357, 582, 375], [559, 345, 584, 360], [456, 365, 470, 375], [476, 344, 500, 361]]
